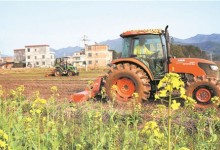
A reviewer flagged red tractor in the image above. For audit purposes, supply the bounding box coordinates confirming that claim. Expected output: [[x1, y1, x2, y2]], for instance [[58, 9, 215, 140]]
[[71, 26, 220, 108]]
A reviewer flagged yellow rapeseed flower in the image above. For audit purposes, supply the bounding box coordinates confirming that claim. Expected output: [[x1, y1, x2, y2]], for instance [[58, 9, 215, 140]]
[[17, 85, 25, 93], [33, 98, 47, 106], [0, 140, 6, 148], [142, 121, 164, 139], [142, 121, 158, 131], [0, 85, 3, 97], [42, 117, 46, 122], [94, 111, 101, 118], [171, 100, 180, 111], [51, 86, 58, 92], [111, 85, 118, 91], [0, 129, 8, 141], [10, 90, 16, 96], [0, 90, 3, 97], [132, 92, 139, 98], [25, 117, 33, 123], [36, 109, 42, 114], [3, 134, 8, 141], [0, 129, 4, 135]]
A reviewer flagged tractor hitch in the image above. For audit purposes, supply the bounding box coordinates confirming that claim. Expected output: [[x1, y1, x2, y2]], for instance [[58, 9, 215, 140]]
[[69, 76, 104, 102]]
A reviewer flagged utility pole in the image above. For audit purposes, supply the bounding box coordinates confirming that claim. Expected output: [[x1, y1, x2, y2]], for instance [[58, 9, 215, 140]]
[[0, 51, 2, 63], [81, 35, 89, 71], [81, 35, 89, 46], [209, 51, 213, 61]]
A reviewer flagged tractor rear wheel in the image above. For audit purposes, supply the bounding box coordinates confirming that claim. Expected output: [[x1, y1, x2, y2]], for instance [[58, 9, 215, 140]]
[[104, 63, 151, 103], [67, 71, 73, 76], [186, 76, 220, 108], [54, 69, 61, 77]]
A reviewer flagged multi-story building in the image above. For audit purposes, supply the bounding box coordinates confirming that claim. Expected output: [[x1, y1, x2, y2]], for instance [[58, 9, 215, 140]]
[[69, 51, 86, 67], [85, 44, 113, 67], [25, 45, 55, 68], [14, 48, 25, 64]]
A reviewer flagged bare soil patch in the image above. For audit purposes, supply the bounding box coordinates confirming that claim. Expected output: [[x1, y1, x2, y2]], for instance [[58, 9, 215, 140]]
[[0, 68, 103, 100]]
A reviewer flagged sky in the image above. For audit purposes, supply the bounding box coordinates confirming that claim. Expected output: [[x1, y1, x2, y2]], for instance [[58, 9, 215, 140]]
[[1, 1, 220, 56]]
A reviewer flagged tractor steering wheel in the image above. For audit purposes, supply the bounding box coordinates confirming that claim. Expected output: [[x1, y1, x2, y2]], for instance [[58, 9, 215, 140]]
[[136, 50, 159, 60], [149, 50, 159, 59]]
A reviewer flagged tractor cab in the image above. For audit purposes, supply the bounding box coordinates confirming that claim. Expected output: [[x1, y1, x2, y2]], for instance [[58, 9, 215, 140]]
[[120, 29, 169, 78]]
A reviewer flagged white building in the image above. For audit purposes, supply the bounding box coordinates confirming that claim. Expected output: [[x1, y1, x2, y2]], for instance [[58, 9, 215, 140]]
[[25, 45, 54, 68], [69, 51, 86, 67]]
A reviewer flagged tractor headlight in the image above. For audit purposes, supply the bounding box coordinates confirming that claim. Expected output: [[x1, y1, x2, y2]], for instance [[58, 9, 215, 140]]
[[210, 65, 219, 71]]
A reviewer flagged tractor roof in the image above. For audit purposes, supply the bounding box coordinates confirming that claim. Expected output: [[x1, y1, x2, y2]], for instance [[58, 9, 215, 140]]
[[120, 29, 163, 37]]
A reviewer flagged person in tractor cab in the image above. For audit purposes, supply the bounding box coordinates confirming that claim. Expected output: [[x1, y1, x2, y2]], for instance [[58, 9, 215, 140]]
[[134, 37, 154, 56], [133, 37, 158, 72], [60, 61, 67, 69]]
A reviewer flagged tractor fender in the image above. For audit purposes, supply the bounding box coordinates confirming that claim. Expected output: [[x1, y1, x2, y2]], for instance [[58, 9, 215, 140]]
[[111, 58, 154, 81]]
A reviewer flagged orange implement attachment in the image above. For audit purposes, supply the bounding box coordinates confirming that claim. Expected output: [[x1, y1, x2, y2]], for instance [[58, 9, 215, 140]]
[[69, 76, 103, 103]]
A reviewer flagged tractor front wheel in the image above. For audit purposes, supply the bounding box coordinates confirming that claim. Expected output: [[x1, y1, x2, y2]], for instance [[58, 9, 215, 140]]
[[186, 76, 220, 108], [104, 63, 151, 104]]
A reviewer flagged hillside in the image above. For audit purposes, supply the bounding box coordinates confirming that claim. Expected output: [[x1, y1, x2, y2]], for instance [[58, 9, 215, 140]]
[[173, 34, 220, 57], [173, 34, 220, 44], [100, 38, 122, 52], [51, 46, 82, 58]]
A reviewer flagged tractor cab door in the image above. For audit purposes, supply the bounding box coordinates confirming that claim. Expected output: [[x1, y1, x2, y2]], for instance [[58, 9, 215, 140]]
[[122, 34, 168, 78]]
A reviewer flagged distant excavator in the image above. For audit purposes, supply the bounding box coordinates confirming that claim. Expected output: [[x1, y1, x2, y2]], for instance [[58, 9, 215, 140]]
[[70, 26, 220, 108]]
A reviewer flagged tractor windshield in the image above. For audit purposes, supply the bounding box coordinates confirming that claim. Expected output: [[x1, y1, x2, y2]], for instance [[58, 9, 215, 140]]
[[122, 34, 167, 75]]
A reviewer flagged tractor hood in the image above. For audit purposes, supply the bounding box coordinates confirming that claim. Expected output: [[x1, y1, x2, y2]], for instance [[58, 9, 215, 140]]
[[169, 57, 219, 79]]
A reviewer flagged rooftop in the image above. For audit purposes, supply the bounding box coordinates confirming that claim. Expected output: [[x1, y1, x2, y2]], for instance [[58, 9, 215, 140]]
[[25, 44, 49, 48]]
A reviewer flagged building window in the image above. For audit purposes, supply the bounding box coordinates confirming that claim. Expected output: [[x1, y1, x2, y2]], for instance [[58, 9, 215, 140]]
[[27, 48, 30, 52], [51, 55, 53, 59], [42, 55, 45, 59], [35, 56, 37, 59], [88, 61, 92, 64], [36, 62, 39, 65], [96, 53, 98, 56], [35, 49, 37, 52], [27, 56, 30, 59], [42, 62, 45, 65], [88, 46, 91, 50], [88, 53, 92, 57], [96, 60, 98, 63], [27, 62, 31, 67]]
